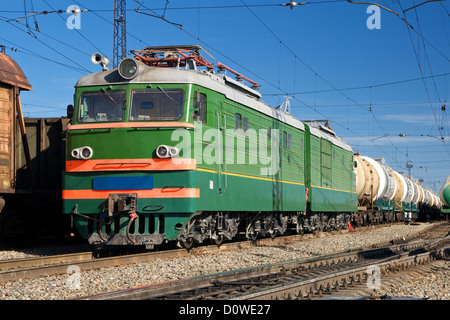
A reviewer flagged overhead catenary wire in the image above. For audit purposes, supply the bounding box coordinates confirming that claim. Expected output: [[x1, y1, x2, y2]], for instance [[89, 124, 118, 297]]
[[1, 1, 445, 190], [348, 0, 449, 62], [239, 0, 404, 166], [411, 1, 449, 142], [71, 0, 151, 49], [0, 1, 349, 14], [132, 0, 404, 167], [0, 14, 92, 57], [393, 0, 450, 160], [1, 17, 92, 74], [0, 39, 88, 74], [41, 0, 106, 57], [263, 72, 450, 96]]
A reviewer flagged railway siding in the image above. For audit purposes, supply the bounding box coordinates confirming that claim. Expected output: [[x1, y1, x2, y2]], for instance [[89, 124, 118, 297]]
[[0, 222, 443, 299]]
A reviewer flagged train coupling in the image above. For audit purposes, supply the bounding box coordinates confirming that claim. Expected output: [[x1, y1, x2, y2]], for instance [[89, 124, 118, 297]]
[[108, 193, 137, 216]]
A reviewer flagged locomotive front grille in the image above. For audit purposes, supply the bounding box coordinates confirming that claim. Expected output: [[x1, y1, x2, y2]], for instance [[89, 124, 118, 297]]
[[88, 213, 166, 248]]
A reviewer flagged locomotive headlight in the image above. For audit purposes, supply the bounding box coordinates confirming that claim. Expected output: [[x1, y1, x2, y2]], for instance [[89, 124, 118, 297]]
[[169, 147, 179, 157], [118, 58, 140, 80], [80, 147, 93, 159], [71, 149, 79, 158], [156, 145, 179, 158], [71, 146, 93, 160], [156, 145, 169, 158]]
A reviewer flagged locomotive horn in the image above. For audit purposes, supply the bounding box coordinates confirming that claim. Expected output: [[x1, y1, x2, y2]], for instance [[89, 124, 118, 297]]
[[91, 53, 110, 71], [91, 53, 102, 64]]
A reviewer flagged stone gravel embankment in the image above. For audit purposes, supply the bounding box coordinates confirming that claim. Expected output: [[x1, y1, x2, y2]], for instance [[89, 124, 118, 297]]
[[0, 222, 448, 300]]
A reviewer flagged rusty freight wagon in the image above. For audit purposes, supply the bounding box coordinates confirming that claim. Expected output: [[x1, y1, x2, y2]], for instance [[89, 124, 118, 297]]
[[0, 51, 32, 198], [0, 52, 70, 238]]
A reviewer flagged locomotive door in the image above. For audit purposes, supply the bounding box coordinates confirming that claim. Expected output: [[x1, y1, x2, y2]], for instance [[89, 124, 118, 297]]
[[215, 107, 226, 195], [196, 89, 226, 196]]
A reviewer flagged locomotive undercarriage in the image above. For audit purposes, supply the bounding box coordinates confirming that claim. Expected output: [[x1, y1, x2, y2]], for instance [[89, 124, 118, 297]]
[[85, 201, 418, 250], [176, 211, 353, 249], [86, 207, 421, 250]]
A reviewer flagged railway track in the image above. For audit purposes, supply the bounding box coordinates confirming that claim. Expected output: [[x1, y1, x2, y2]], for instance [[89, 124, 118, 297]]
[[78, 222, 450, 300], [0, 221, 446, 289]]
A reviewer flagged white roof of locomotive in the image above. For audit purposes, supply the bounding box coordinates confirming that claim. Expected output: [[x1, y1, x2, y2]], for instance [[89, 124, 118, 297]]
[[76, 64, 352, 152]]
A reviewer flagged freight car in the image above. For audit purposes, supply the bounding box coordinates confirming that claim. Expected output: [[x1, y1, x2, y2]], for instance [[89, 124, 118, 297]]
[[0, 52, 70, 238], [353, 154, 426, 224], [0, 117, 70, 238], [439, 176, 450, 220], [0, 51, 31, 207], [62, 46, 441, 249]]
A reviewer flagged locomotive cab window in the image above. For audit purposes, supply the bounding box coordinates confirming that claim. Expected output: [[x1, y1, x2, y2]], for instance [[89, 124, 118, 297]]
[[79, 90, 125, 122], [130, 88, 184, 121]]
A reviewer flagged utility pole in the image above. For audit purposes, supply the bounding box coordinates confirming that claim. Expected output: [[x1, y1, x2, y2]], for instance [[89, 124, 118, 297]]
[[406, 161, 413, 179], [113, 0, 126, 68]]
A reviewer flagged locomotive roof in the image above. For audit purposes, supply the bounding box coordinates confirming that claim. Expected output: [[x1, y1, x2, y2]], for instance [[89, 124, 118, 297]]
[[76, 64, 352, 152]]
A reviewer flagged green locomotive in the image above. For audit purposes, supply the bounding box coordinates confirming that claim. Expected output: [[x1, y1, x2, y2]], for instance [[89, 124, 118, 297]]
[[62, 46, 358, 249]]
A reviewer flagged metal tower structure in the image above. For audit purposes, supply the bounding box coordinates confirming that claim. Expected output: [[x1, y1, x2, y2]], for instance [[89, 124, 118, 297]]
[[406, 160, 413, 179], [113, 0, 126, 68]]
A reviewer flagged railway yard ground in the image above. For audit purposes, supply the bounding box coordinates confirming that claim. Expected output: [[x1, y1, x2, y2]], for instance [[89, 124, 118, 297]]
[[0, 221, 448, 301]]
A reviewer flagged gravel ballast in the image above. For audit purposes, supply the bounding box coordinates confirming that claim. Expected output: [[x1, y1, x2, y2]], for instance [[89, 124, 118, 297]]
[[0, 222, 447, 300]]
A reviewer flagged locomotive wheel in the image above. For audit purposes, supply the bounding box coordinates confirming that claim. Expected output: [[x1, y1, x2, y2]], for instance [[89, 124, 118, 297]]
[[210, 234, 224, 246], [269, 230, 276, 239], [181, 237, 194, 249], [246, 223, 259, 241], [296, 223, 304, 235], [249, 231, 258, 241]]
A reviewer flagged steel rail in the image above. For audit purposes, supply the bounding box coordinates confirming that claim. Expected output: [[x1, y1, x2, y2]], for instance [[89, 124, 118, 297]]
[[235, 246, 450, 300], [78, 236, 449, 300], [0, 222, 445, 284], [0, 248, 187, 283]]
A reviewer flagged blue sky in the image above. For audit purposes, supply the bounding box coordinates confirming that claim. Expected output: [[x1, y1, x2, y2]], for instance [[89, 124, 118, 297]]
[[0, 0, 449, 194]]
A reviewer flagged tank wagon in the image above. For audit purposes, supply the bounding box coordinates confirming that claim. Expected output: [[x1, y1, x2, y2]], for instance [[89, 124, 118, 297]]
[[62, 45, 441, 249], [440, 176, 450, 219], [353, 154, 430, 224]]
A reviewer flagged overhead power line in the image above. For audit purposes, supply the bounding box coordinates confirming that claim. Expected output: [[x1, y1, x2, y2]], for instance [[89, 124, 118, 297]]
[[264, 72, 450, 96], [0, 1, 348, 15], [1, 17, 91, 73]]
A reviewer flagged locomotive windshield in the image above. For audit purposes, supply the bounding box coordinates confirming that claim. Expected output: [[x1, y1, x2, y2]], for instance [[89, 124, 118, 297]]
[[78, 90, 125, 122], [130, 88, 184, 121]]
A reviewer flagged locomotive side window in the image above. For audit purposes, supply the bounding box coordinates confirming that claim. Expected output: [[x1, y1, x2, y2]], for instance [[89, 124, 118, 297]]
[[192, 91, 206, 123], [235, 113, 242, 130], [130, 88, 184, 121], [79, 90, 125, 122], [243, 117, 249, 132]]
